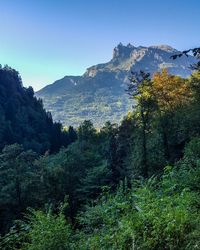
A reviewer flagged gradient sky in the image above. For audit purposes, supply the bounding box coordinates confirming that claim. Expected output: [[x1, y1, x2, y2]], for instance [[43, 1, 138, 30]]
[[0, 0, 199, 91]]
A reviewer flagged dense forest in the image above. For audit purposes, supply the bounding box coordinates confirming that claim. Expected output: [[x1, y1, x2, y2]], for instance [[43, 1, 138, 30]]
[[0, 65, 77, 153], [0, 49, 200, 249]]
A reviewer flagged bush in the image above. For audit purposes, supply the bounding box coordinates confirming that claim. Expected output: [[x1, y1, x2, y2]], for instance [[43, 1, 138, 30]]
[[0, 204, 73, 250], [76, 166, 200, 249], [22, 207, 72, 250]]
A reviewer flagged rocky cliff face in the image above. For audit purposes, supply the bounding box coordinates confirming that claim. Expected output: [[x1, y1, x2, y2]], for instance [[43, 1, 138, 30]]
[[36, 43, 195, 127]]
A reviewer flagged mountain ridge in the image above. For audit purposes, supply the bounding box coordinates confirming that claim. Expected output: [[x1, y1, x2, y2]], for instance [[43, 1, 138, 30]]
[[36, 43, 196, 127]]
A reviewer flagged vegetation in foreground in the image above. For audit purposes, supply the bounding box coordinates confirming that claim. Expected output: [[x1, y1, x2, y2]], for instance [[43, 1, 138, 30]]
[[1, 149, 200, 249]]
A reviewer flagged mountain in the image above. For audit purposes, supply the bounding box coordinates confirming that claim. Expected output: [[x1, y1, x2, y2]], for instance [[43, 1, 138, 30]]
[[36, 43, 195, 127]]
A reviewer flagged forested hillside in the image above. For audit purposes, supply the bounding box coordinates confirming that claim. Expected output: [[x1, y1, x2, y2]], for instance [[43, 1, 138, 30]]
[[0, 65, 76, 153], [0, 48, 200, 249]]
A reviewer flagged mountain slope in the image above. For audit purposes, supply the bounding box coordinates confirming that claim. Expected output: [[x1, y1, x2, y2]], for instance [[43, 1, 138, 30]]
[[0, 66, 67, 153], [36, 43, 195, 127]]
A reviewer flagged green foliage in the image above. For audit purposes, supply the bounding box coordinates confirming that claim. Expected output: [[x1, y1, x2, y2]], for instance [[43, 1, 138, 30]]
[[1, 131, 200, 249], [0, 205, 73, 250], [0, 144, 40, 232], [79, 161, 111, 200], [184, 137, 200, 163], [76, 164, 200, 250], [22, 207, 72, 250], [0, 220, 29, 250]]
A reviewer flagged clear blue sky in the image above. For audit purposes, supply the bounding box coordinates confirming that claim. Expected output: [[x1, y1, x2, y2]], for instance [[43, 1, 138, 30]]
[[0, 0, 199, 91]]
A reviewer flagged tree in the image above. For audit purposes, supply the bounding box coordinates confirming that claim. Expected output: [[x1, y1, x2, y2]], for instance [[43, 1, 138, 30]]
[[0, 144, 39, 233], [151, 69, 191, 161], [189, 70, 200, 101], [11, 206, 72, 250], [78, 120, 96, 143], [66, 126, 78, 145], [116, 113, 136, 180], [152, 69, 191, 112], [99, 121, 125, 185], [127, 71, 155, 177]]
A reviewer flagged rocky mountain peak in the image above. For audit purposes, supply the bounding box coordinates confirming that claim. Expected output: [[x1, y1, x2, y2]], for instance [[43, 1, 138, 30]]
[[112, 43, 135, 60]]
